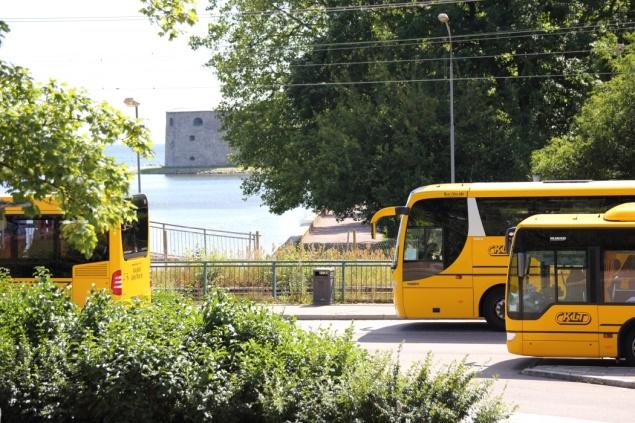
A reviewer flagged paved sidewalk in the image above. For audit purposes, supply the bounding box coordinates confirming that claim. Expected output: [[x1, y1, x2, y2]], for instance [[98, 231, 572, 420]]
[[301, 214, 375, 244], [268, 303, 635, 389], [269, 303, 397, 320]]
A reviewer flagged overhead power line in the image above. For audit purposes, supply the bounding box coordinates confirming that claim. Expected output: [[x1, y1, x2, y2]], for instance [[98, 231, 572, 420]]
[[232, 0, 485, 16], [290, 49, 593, 68], [101, 71, 626, 91], [10, 48, 594, 67], [303, 23, 635, 53], [194, 22, 634, 54], [294, 21, 635, 49], [269, 71, 626, 88], [2, 0, 484, 22]]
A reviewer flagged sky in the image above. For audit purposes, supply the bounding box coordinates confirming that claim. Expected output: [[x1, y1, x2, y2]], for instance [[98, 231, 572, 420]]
[[1, 0, 221, 145]]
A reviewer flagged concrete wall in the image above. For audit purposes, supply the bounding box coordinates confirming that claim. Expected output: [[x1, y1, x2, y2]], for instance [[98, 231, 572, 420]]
[[165, 111, 233, 167]]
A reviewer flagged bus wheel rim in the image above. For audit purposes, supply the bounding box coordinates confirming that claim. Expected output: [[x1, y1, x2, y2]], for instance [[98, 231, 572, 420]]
[[632, 338, 635, 358], [495, 299, 505, 320]]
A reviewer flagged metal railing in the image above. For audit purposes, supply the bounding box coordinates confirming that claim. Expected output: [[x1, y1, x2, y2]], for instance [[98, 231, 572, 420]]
[[150, 221, 261, 260], [151, 260, 393, 303]]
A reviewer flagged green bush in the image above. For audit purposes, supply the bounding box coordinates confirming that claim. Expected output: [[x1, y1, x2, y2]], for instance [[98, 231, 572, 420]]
[[0, 271, 511, 422]]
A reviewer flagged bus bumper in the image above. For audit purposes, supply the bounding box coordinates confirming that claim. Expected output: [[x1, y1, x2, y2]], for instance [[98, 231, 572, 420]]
[[393, 280, 407, 317], [506, 331, 523, 355]]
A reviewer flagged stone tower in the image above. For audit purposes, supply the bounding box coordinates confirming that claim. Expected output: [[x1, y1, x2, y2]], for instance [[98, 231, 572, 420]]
[[165, 111, 233, 167]]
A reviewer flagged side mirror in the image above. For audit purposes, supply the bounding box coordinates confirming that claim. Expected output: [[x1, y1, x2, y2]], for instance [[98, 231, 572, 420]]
[[370, 206, 410, 239], [504, 227, 516, 254]]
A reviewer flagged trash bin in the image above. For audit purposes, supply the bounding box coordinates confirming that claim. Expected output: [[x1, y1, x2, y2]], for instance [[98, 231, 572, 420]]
[[312, 267, 334, 305]]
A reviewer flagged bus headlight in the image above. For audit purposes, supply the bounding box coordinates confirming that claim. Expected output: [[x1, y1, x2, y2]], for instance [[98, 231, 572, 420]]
[[506, 332, 516, 341]]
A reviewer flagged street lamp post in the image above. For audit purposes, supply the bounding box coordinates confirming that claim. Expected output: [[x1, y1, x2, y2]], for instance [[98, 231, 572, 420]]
[[123, 97, 142, 193], [438, 13, 455, 183]]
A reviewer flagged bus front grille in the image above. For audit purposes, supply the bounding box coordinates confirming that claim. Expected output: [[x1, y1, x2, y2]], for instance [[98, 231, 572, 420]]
[[74, 263, 109, 278]]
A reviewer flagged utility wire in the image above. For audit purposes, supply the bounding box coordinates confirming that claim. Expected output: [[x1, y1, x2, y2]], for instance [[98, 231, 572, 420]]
[[303, 23, 635, 53], [290, 49, 593, 68], [10, 48, 594, 66], [3, 0, 484, 22], [6, 14, 631, 53], [266, 71, 626, 87], [101, 71, 627, 91], [199, 22, 635, 54], [292, 21, 635, 49], [5, 47, 594, 80], [232, 0, 485, 16]]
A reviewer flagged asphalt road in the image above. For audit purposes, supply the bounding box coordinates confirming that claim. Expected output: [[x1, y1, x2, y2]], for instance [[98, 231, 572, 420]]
[[297, 319, 635, 423]]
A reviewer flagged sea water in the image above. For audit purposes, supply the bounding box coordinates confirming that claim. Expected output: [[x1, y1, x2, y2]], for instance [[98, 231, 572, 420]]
[[140, 173, 312, 252], [103, 144, 312, 252]]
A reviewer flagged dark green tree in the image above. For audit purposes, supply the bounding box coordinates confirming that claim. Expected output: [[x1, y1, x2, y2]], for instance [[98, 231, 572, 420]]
[[532, 33, 635, 179], [144, 0, 633, 217], [0, 22, 153, 255]]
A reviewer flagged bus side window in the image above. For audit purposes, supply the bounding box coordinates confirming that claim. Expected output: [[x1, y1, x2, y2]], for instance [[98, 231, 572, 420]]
[[520, 250, 590, 316], [477, 196, 635, 236], [605, 252, 635, 303], [555, 251, 587, 303], [0, 216, 57, 277], [0, 218, 14, 260], [59, 232, 109, 275], [16, 218, 56, 260]]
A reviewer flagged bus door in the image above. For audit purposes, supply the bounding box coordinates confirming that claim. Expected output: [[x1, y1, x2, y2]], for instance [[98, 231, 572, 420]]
[[518, 248, 599, 357], [598, 250, 635, 357], [119, 194, 150, 301], [401, 197, 473, 318]]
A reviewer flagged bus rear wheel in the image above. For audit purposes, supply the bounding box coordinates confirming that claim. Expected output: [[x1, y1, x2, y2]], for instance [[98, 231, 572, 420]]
[[483, 287, 506, 331], [623, 329, 635, 366]]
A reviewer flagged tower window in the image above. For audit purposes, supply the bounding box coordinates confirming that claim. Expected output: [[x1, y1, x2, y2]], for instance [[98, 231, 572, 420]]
[[189, 135, 195, 141], [193, 117, 203, 126]]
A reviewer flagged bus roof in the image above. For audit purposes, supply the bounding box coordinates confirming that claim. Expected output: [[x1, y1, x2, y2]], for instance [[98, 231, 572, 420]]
[[516, 203, 635, 229], [0, 196, 61, 214], [409, 180, 635, 203]]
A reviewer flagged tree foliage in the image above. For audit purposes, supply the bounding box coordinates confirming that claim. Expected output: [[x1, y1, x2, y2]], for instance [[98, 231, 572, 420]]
[[532, 33, 635, 179], [0, 272, 512, 422], [138, 0, 198, 40], [0, 22, 152, 256], [144, 1, 632, 217]]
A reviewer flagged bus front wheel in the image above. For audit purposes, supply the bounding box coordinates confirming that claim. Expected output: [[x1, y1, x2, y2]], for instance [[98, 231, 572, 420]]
[[623, 329, 635, 366], [483, 287, 506, 331]]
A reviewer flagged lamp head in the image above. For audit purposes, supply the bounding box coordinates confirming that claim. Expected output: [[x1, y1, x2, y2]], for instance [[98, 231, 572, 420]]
[[437, 13, 449, 24], [124, 97, 140, 107]]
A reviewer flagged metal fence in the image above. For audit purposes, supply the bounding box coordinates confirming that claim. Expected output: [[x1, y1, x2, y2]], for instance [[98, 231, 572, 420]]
[[150, 221, 261, 260], [151, 260, 393, 303]]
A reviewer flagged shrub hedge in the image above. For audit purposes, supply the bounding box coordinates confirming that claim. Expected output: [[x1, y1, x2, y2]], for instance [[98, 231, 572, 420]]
[[0, 268, 511, 422]]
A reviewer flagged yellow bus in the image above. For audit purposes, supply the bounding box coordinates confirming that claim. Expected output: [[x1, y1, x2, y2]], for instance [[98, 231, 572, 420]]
[[371, 181, 635, 330], [0, 194, 151, 306], [505, 202, 635, 364]]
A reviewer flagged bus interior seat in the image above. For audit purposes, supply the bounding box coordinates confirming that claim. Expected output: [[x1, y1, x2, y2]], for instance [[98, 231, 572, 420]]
[[611, 281, 635, 303]]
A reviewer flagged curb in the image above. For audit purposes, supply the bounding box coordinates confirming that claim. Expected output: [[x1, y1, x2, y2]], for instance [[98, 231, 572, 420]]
[[522, 367, 635, 389], [287, 314, 399, 321]]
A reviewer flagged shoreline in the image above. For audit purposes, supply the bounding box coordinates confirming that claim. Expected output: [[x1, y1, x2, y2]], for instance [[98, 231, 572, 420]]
[[139, 166, 250, 176]]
